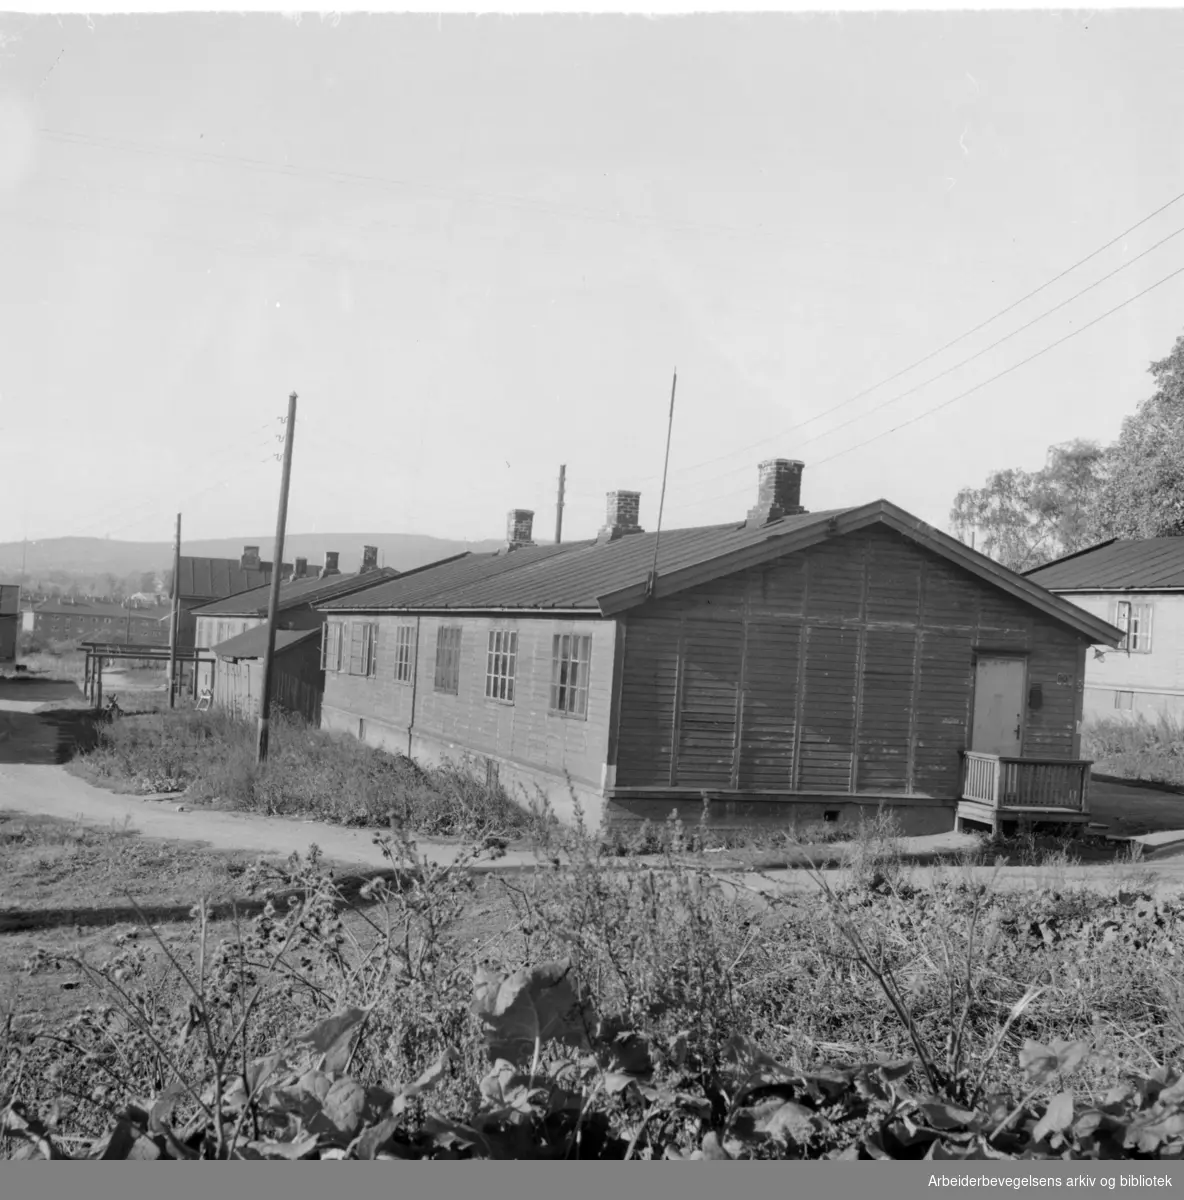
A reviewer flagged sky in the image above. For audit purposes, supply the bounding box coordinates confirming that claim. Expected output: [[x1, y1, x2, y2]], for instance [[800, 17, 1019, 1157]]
[[2, 11, 1184, 547]]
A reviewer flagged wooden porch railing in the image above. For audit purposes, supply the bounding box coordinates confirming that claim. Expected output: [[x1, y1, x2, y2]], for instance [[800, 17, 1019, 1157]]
[[961, 752, 1092, 812]]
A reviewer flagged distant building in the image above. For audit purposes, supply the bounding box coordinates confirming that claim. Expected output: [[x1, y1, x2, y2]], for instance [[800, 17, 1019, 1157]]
[[0, 584, 19, 664], [1026, 537, 1184, 719], [192, 547, 395, 697], [31, 596, 170, 646], [171, 545, 293, 650]]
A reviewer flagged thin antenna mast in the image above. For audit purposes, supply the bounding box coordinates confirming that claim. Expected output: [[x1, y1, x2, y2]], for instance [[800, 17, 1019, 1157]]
[[645, 369, 678, 600]]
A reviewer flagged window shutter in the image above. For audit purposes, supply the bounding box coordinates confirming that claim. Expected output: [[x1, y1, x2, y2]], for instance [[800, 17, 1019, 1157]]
[[1142, 605, 1154, 653], [320, 624, 328, 669]]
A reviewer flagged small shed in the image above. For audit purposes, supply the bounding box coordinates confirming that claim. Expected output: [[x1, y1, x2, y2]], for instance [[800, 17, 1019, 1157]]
[[211, 626, 324, 726]]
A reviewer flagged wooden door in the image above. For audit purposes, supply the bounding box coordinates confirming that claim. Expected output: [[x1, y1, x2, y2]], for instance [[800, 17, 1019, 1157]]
[[971, 656, 1026, 756]]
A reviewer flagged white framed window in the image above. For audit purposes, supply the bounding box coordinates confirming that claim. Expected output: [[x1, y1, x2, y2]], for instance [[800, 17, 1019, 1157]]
[[321, 621, 344, 672], [434, 625, 462, 694], [550, 633, 591, 718], [485, 629, 518, 704], [1114, 601, 1154, 654], [348, 622, 378, 677], [394, 624, 414, 683]]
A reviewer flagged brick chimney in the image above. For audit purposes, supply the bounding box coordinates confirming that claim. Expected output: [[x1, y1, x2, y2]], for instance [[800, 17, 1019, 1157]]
[[293, 556, 308, 579], [505, 509, 535, 551], [745, 459, 806, 527], [360, 545, 379, 574], [241, 545, 261, 570], [598, 491, 644, 543], [320, 551, 340, 579]]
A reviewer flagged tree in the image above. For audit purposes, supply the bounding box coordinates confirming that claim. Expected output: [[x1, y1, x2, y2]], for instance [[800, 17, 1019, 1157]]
[[949, 440, 1108, 571], [1095, 331, 1184, 538]]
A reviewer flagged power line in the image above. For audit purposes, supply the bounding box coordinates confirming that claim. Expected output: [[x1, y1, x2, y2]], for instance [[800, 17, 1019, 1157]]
[[679, 219, 1184, 494], [810, 266, 1184, 469], [623, 180, 1184, 489], [663, 262, 1184, 517]]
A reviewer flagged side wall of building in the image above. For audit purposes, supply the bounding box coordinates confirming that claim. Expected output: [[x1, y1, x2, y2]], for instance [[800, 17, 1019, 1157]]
[[320, 612, 616, 826], [1054, 591, 1184, 719]]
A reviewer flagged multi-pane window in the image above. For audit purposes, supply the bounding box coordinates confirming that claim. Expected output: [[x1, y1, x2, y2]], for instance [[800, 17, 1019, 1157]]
[[348, 622, 378, 677], [550, 633, 592, 718], [434, 626, 462, 694], [485, 629, 518, 704], [321, 621, 344, 672], [394, 624, 414, 683], [1114, 601, 1154, 654]]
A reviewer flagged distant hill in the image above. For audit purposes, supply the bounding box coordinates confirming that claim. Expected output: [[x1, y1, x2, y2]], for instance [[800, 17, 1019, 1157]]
[[0, 533, 508, 581]]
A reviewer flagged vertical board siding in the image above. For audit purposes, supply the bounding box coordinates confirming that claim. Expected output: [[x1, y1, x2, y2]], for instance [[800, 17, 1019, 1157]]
[[616, 616, 680, 785], [737, 621, 801, 789], [674, 623, 743, 787], [856, 628, 918, 791], [615, 525, 1090, 798], [797, 625, 861, 791]]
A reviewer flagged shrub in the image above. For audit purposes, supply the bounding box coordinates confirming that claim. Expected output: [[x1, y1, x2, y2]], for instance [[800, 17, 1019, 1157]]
[[70, 708, 550, 841], [1084, 713, 1184, 786]]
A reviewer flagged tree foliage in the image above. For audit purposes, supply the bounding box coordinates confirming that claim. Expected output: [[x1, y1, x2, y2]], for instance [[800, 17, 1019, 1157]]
[[949, 440, 1108, 571], [952, 329, 1184, 568], [1097, 331, 1184, 538]]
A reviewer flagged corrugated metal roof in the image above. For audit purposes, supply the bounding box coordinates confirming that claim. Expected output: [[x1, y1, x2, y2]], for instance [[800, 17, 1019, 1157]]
[[317, 502, 1123, 646], [322, 510, 852, 612], [1026, 539, 1184, 591], [213, 626, 320, 659], [176, 557, 295, 600], [193, 567, 400, 616]]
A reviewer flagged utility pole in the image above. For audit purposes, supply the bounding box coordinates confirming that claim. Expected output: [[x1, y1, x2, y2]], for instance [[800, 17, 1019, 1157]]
[[167, 512, 181, 709], [257, 392, 297, 765], [554, 464, 566, 545]]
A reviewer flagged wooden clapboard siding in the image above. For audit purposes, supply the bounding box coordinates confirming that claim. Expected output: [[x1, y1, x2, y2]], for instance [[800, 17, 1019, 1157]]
[[797, 625, 861, 791], [855, 628, 918, 791], [737, 621, 801, 789], [674, 622, 743, 787], [615, 524, 1092, 798], [615, 615, 680, 785]]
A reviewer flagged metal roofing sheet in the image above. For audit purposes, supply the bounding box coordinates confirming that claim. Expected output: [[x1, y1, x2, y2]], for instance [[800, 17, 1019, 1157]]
[[193, 567, 399, 616], [177, 557, 276, 600], [1026, 539, 1184, 591], [322, 510, 852, 612], [213, 626, 320, 659]]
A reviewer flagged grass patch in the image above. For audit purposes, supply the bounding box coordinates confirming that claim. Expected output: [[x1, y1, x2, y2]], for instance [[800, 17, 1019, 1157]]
[[67, 707, 551, 842], [1085, 713, 1184, 788]]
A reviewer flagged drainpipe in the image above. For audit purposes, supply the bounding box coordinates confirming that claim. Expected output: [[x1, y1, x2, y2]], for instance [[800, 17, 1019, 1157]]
[[407, 616, 421, 759]]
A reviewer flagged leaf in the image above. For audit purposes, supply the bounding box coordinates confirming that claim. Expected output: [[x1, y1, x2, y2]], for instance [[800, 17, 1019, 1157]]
[[700, 1131, 731, 1160], [353, 1118, 400, 1160], [1031, 1092, 1075, 1144], [917, 1101, 980, 1132], [472, 960, 594, 1057], [751, 1098, 816, 1146], [242, 1135, 319, 1160], [1129, 1112, 1184, 1154], [1019, 1039, 1059, 1085], [295, 1007, 368, 1073], [319, 1076, 368, 1141], [404, 1048, 458, 1098]]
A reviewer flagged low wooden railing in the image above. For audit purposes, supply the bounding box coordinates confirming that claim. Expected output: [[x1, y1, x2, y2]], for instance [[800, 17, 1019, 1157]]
[[961, 752, 1091, 812]]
